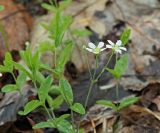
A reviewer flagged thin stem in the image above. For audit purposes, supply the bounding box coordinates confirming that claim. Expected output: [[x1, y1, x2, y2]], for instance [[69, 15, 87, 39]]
[[54, 49, 57, 68], [116, 81, 119, 100], [11, 72, 17, 83], [115, 54, 119, 100], [84, 49, 92, 79], [84, 55, 99, 109], [44, 105, 53, 120], [84, 80, 95, 109], [71, 110, 75, 128], [51, 110, 56, 119], [33, 81, 38, 91], [44, 105, 57, 128], [96, 52, 114, 81]]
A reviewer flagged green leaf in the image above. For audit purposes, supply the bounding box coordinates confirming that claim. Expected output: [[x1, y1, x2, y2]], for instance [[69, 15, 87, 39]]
[[33, 120, 55, 129], [70, 103, 85, 115], [3, 52, 13, 72], [18, 100, 42, 115], [61, 16, 73, 32], [34, 71, 45, 84], [41, 3, 56, 12], [31, 51, 40, 71], [59, 78, 73, 106], [55, 114, 70, 123], [0, 65, 10, 73], [49, 85, 61, 95], [57, 40, 73, 73], [114, 54, 128, 78], [78, 129, 85, 133], [16, 72, 27, 88], [13, 61, 32, 80], [59, 0, 72, 10], [38, 76, 53, 102], [19, 50, 31, 69], [106, 68, 120, 79], [57, 120, 73, 133], [1, 84, 17, 93], [38, 41, 55, 53], [120, 28, 131, 46], [71, 29, 92, 37], [118, 96, 139, 110], [106, 54, 129, 79], [0, 5, 4, 11], [47, 95, 64, 109], [96, 100, 117, 110]]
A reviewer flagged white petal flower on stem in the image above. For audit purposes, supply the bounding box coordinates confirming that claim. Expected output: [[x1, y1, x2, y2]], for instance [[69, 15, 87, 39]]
[[85, 42, 106, 54], [0, 73, 2, 77], [106, 40, 127, 54]]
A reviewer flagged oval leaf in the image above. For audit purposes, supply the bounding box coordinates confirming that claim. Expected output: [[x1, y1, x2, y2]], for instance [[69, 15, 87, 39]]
[[1, 84, 17, 93], [120, 28, 131, 46], [70, 103, 85, 115], [38, 76, 53, 102], [33, 120, 55, 129], [96, 100, 117, 110], [18, 100, 42, 115], [59, 78, 73, 106], [118, 96, 139, 110]]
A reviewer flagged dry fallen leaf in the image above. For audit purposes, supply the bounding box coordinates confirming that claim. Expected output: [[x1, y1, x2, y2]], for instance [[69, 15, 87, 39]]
[[0, 0, 32, 60], [153, 96, 160, 112]]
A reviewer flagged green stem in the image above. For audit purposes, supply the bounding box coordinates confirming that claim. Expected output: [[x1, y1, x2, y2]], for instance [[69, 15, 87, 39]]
[[71, 110, 75, 128], [44, 105, 57, 128], [84, 80, 95, 109], [11, 72, 16, 83], [115, 54, 119, 100], [116, 80, 119, 100], [51, 110, 56, 119], [54, 49, 57, 68], [95, 52, 114, 81], [84, 55, 99, 109], [83, 49, 92, 79]]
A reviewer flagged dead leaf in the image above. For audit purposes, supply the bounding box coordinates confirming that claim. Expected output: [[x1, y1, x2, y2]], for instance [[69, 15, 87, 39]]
[[153, 96, 160, 112], [0, 0, 33, 61]]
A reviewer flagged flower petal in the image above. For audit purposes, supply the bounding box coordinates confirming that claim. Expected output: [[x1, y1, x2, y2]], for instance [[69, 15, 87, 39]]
[[119, 47, 127, 51], [115, 49, 122, 54], [107, 40, 115, 46], [86, 48, 93, 53], [88, 42, 96, 49], [116, 40, 122, 46], [100, 48, 107, 52], [106, 45, 113, 49], [98, 42, 104, 48]]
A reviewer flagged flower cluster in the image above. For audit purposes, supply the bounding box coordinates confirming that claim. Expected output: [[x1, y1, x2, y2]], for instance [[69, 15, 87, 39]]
[[85, 40, 127, 54]]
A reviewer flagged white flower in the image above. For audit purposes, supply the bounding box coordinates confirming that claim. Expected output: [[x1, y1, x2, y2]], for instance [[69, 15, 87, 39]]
[[85, 42, 106, 54], [0, 73, 2, 77], [106, 40, 127, 54]]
